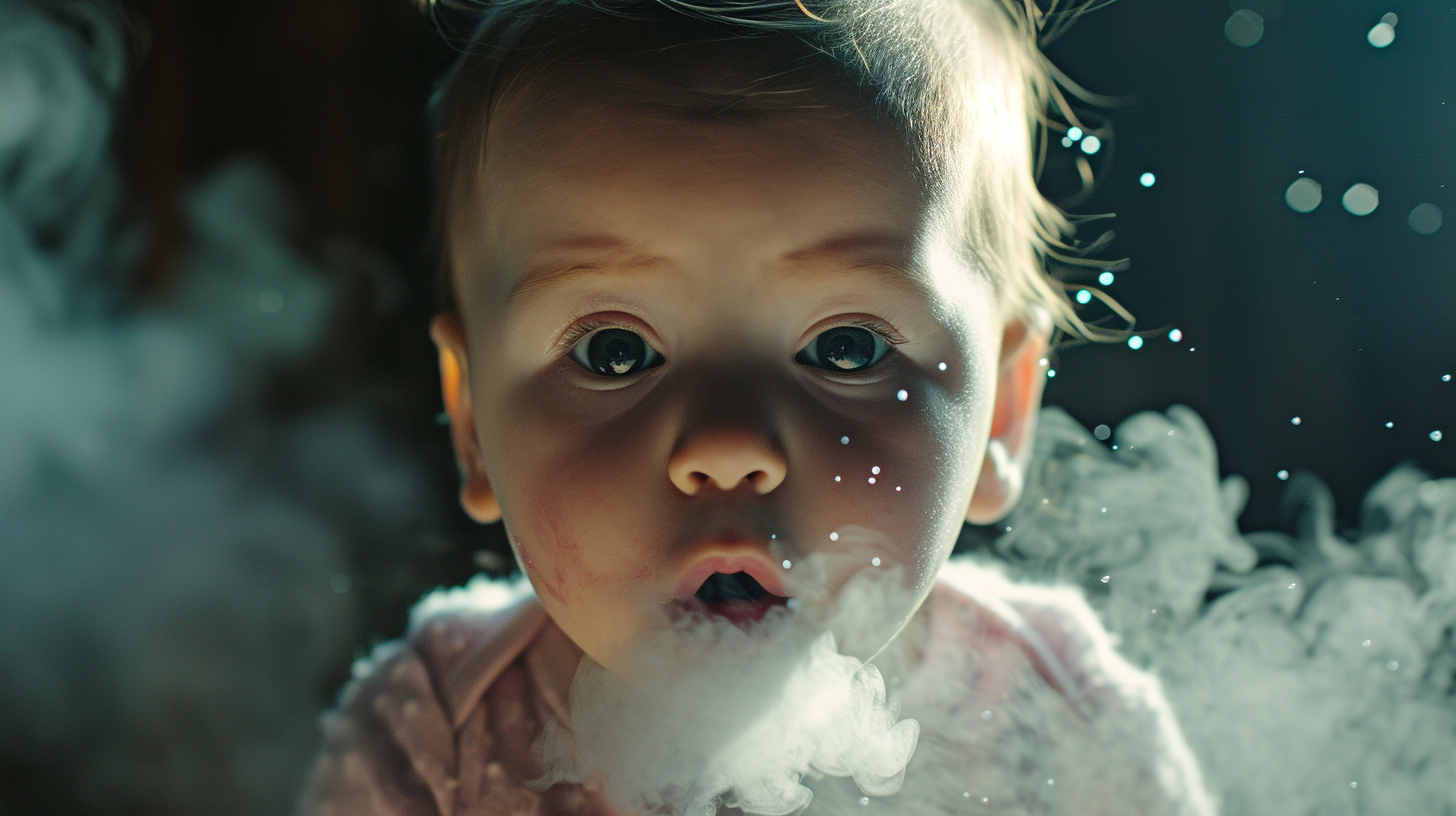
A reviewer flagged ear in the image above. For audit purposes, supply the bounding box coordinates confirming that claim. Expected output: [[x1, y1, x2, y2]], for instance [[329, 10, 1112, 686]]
[[966, 312, 1051, 524], [430, 313, 502, 524]]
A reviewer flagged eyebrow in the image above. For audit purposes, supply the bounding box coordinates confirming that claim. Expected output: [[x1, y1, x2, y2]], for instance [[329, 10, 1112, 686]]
[[506, 230, 916, 303]]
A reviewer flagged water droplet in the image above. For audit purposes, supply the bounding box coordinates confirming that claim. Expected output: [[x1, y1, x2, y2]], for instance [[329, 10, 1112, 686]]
[[1385, 422, 1394, 429], [783, 559, 792, 569], [840, 436, 850, 445], [982, 798, 989, 804], [1100, 507, 1108, 513], [1169, 328, 1183, 342], [829, 531, 839, 541], [770, 534, 776, 539], [1127, 335, 1144, 350], [1150, 608, 1158, 615], [871, 466, 881, 474], [1225, 9, 1264, 47], [1099, 271, 1115, 286], [1431, 430, 1443, 442], [962, 792, 970, 798], [1076, 289, 1092, 304], [1444, 374, 1452, 382], [896, 389, 908, 401], [1349, 781, 1359, 789], [1047, 369, 1056, 378], [868, 477, 876, 484], [1409, 203, 1443, 234], [1291, 416, 1302, 425], [1278, 470, 1289, 480], [1067, 126, 1083, 141], [1101, 575, 1110, 583], [1362, 639, 1371, 647], [859, 797, 869, 806], [1139, 172, 1156, 188], [894, 486, 901, 491], [872, 556, 881, 566], [1094, 424, 1111, 440], [1080, 135, 1102, 155], [938, 361, 947, 371], [1342, 183, 1379, 216], [981, 709, 993, 719], [1367, 21, 1395, 48], [1047, 778, 1056, 786], [835, 475, 841, 482], [1287, 582, 1297, 589], [1387, 660, 1399, 671], [1285, 177, 1323, 212]]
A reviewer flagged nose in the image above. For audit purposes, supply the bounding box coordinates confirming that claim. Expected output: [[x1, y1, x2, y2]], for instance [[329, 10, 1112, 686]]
[[668, 429, 787, 496]]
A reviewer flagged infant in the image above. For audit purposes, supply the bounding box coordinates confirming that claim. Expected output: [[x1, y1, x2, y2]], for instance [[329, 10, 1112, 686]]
[[298, 1, 1218, 813]]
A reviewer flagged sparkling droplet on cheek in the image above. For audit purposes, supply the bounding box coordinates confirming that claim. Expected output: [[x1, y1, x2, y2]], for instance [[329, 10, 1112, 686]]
[[840, 436, 850, 445], [782, 559, 792, 569], [829, 531, 839, 541], [871, 557, 881, 566]]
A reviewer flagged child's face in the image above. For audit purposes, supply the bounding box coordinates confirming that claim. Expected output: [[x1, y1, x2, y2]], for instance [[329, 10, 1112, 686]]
[[434, 62, 1045, 676]]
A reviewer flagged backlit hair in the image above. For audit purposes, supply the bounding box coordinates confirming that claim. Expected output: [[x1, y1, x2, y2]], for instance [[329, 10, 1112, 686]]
[[426, 0, 1119, 339]]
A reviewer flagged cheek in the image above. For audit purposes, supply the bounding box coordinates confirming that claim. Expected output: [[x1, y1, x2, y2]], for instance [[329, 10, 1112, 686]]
[[784, 385, 985, 590]]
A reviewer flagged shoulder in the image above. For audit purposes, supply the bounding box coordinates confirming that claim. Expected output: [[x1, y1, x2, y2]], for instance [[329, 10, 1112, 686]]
[[935, 558, 1218, 816], [295, 575, 546, 816]]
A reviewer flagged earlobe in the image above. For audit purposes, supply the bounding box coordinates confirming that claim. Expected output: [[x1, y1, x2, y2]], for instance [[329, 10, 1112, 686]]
[[430, 313, 502, 524], [967, 312, 1051, 525]]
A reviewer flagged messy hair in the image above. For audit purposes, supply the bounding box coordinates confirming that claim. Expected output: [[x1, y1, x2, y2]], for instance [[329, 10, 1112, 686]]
[[424, 0, 1120, 339]]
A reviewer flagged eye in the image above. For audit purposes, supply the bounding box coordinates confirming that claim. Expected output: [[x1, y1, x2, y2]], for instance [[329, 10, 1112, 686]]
[[796, 326, 891, 372], [570, 327, 663, 376]]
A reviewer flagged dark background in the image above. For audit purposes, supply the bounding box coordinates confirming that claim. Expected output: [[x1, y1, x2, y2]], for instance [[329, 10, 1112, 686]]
[[116, 0, 1454, 628]]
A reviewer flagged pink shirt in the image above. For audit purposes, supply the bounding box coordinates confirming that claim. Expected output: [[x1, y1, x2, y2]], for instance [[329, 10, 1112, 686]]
[[297, 563, 1215, 815]]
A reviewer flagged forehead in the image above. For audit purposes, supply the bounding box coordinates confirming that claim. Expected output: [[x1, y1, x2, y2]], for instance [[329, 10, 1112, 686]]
[[450, 50, 930, 300]]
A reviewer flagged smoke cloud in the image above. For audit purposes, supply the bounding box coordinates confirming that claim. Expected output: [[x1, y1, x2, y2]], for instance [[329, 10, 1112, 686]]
[[0, 2, 440, 813], [531, 562, 921, 816]]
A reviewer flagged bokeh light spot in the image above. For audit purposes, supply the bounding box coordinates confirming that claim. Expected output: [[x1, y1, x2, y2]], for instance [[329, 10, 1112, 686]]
[[1278, 469, 1289, 480], [1076, 289, 1092, 304], [1098, 271, 1115, 286], [1061, 136, 1073, 148], [1285, 177, 1322, 212], [1367, 21, 1395, 48], [1169, 328, 1184, 342], [1409, 203, 1442, 234], [1225, 10, 1264, 47], [1139, 172, 1156, 187], [1432, 431, 1444, 442], [1094, 424, 1111, 440], [1291, 416, 1302, 425], [1127, 335, 1144, 350], [1080, 135, 1102, 155], [1067, 126, 1083, 141], [1342, 183, 1379, 216]]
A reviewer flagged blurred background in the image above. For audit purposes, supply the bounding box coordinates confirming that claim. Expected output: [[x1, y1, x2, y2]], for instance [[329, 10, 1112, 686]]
[[0, 0, 1449, 813]]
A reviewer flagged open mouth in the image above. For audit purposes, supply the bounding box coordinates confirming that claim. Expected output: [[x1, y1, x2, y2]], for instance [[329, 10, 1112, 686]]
[[681, 571, 790, 625]]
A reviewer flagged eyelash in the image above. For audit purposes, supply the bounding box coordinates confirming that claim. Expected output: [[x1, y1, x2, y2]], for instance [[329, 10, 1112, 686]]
[[812, 317, 907, 347], [557, 315, 645, 351]]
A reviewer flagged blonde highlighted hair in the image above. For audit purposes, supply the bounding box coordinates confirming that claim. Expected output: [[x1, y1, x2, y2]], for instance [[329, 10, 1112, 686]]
[[425, 0, 1122, 340]]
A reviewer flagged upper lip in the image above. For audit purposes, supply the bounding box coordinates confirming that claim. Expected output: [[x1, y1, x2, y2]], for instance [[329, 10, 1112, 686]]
[[674, 543, 791, 600]]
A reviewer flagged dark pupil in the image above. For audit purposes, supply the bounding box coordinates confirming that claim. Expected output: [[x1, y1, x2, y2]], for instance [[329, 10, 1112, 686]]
[[818, 327, 875, 371], [588, 329, 646, 375]]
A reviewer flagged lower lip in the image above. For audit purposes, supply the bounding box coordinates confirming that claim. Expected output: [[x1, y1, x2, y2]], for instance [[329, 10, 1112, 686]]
[[671, 594, 791, 626]]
